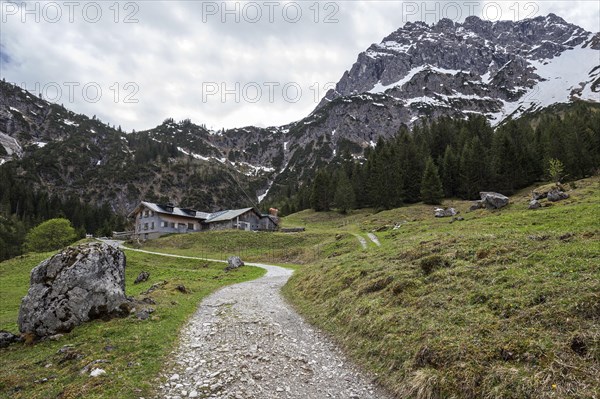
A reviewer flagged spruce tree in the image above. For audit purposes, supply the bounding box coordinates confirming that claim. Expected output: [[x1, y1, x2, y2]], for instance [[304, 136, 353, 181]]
[[334, 171, 356, 214], [441, 145, 458, 197], [420, 157, 444, 205], [310, 170, 331, 212]]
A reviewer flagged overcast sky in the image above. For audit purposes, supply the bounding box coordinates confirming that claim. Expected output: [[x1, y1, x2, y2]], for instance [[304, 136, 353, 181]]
[[1, 1, 599, 132]]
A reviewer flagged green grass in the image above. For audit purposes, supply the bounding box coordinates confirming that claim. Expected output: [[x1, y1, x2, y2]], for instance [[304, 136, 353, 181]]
[[283, 176, 600, 398], [0, 249, 265, 399], [2, 177, 598, 398]]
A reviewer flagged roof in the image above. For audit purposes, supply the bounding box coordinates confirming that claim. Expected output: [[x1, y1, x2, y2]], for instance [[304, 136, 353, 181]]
[[205, 207, 256, 223], [128, 201, 207, 220], [130, 202, 275, 225]]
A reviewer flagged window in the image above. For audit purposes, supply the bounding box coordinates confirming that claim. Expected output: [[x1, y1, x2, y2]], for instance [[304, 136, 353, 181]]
[[170, 222, 175, 228], [188, 223, 194, 230], [151, 222, 155, 230], [161, 221, 167, 228], [144, 223, 148, 230]]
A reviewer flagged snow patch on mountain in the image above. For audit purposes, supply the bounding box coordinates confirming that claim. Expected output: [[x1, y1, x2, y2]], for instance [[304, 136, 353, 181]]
[[490, 44, 600, 123], [369, 65, 464, 94], [63, 119, 79, 127], [177, 147, 210, 161]]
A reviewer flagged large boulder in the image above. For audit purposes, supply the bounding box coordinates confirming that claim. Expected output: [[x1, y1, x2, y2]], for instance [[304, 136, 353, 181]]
[[18, 242, 129, 338], [479, 192, 509, 209], [225, 256, 244, 271]]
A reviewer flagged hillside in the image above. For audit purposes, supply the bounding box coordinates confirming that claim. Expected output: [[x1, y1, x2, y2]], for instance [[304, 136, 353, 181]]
[[283, 176, 600, 398]]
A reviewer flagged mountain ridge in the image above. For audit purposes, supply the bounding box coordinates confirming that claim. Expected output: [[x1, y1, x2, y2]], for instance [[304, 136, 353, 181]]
[[1, 14, 598, 212]]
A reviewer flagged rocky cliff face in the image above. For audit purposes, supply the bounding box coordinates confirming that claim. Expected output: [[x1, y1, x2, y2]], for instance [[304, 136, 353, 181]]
[[1, 14, 598, 208]]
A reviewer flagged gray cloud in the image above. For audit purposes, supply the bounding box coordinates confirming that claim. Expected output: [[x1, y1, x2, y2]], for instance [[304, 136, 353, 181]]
[[1, 0, 598, 131]]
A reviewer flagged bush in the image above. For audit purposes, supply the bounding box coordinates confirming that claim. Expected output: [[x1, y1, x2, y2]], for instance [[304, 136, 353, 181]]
[[23, 218, 78, 253]]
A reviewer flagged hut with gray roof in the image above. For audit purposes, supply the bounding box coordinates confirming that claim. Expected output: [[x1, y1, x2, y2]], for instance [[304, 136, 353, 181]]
[[128, 201, 278, 240]]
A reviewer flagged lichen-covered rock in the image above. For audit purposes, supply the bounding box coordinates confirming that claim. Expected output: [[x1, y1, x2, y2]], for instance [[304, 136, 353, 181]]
[[18, 242, 129, 338]]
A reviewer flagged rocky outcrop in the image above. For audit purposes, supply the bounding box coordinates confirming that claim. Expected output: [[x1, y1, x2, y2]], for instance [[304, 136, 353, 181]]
[[547, 188, 570, 202], [18, 242, 129, 338], [225, 256, 244, 271], [322, 14, 595, 107]]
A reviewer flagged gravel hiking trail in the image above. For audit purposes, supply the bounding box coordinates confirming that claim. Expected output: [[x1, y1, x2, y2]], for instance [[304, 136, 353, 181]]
[[155, 262, 393, 399]]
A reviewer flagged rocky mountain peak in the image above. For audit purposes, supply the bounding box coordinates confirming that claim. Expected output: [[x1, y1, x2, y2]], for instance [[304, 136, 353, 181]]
[[319, 14, 598, 123]]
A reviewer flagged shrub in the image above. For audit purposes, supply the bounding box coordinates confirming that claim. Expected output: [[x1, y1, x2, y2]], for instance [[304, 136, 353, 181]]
[[23, 218, 78, 253]]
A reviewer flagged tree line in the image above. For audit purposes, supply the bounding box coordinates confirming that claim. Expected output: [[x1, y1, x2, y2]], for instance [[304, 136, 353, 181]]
[[276, 103, 600, 214], [0, 164, 126, 261]]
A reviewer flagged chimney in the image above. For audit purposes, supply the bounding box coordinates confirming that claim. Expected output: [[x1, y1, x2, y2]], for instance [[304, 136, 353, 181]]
[[165, 202, 175, 212], [269, 208, 279, 217]]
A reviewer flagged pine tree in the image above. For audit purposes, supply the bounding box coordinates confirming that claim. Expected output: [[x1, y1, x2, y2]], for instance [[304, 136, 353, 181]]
[[420, 157, 444, 205]]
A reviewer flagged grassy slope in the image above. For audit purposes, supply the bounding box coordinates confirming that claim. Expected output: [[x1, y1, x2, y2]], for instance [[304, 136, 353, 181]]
[[136, 229, 350, 265], [0, 249, 265, 399], [283, 176, 600, 399]]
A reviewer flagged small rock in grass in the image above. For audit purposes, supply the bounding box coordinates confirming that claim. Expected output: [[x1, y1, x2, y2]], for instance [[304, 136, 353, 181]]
[[134, 271, 150, 284], [529, 199, 541, 209]]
